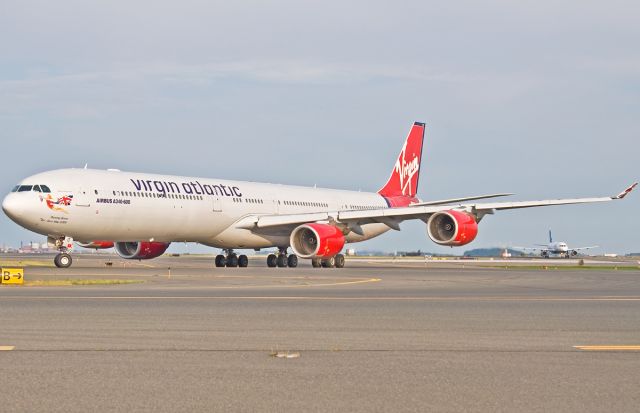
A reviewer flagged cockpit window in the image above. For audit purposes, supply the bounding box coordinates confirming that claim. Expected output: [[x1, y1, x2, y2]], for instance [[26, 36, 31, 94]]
[[11, 185, 19, 192], [33, 185, 42, 192], [18, 185, 33, 192], [40, 185, 51, 193]]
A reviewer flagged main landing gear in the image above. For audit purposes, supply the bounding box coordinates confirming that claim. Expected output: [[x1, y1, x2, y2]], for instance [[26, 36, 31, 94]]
[[214, 248, 346, 269], [215, 249, 249, 268], [51, 236, 73, 268], [311, 253, 345, 269], [267, 247, 298, 268]]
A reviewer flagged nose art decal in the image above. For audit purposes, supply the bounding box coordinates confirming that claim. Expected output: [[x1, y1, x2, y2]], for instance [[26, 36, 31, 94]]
[[41, 194, 74, 213]]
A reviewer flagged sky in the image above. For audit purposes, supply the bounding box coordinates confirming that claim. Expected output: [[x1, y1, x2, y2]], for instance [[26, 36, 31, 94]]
[[1, 0, 638, 254]]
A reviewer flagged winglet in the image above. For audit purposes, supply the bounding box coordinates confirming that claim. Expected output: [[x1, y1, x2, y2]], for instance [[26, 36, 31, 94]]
[[614, 182, 638, 199]]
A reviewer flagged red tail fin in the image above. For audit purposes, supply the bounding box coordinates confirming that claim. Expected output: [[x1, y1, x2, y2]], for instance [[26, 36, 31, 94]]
[[378, 122, 425, 199]]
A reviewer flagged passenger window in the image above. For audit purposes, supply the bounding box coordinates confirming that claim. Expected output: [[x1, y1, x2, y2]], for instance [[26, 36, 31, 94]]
[[18, 185, 33, 192]]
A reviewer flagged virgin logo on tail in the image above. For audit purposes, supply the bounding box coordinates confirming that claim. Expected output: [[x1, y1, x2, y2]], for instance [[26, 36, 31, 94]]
[[395, 141, 420, 196], [378, 122, 425, 199]]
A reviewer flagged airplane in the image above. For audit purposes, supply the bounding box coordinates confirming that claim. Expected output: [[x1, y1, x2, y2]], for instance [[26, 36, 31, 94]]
[[516, 230, 599, 258], [2, 122, 637, 269]]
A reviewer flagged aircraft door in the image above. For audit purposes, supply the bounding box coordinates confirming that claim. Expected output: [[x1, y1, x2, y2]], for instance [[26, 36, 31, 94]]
[[74, 188, 91, 207], [212, 197, 222, 212], [270, 194, 279, 214]]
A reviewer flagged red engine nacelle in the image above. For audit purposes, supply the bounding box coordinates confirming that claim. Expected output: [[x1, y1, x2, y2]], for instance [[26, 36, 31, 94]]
[[77, 241, 115, 250], [427, 210, 478, 246], [290, 223, 345, 259], [114, 241, 171, 260]]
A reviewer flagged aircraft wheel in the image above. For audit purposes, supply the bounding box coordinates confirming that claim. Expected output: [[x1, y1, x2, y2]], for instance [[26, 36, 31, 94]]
[[287, 254, 298, 268], [226, 254, 238, 267], [215, 255, 226, 267], [238, 255, 249, 268], [54, 253, 73, 268], [267, 254, 277, 268], [277, 254, 288, 268], [321, 257, 335, 268], [311, 258, 322, 268], [334, 254, 345, 268]]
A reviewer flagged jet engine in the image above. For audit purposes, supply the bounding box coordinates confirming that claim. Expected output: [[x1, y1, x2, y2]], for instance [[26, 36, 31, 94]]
[[114, 241, 171, 260], [427, 210, 478, 246], [77, 241, 115, 250], [290, 223, 345, 259]]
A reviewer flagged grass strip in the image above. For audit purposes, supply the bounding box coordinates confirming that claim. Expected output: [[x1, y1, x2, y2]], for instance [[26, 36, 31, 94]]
[[23, 279, 144, 286]]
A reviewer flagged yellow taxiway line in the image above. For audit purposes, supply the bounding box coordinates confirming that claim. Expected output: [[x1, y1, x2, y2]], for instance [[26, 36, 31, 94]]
[[5, 275, 381, 289], [0, 346, 15, 351], [5, 295, 640, 301], [574, 345, 640, 351]]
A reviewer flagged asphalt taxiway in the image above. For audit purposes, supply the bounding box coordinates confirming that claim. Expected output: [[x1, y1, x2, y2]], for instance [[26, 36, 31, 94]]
[[1, 254, 640, 412]]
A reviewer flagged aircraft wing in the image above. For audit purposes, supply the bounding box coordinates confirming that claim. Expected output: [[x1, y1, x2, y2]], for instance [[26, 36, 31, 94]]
[[236, 182, 637, 232], [513, 246, 547, 252], [571, 246, 599, 251], [411, 193, 514, 206]]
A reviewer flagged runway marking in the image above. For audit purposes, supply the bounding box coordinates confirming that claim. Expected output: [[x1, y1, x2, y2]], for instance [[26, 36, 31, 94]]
[[3, 295, 640, 301], [574, 345, 640, 351], [0, 346, 15, 351], [186, 277, 382, 289]]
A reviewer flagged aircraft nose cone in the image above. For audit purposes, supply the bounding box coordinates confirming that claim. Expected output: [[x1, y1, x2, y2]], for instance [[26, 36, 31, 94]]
[[2, 194, 22, 220]]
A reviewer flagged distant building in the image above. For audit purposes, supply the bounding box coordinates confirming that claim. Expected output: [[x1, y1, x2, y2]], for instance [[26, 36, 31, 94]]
[[17, 240, 53, 254]]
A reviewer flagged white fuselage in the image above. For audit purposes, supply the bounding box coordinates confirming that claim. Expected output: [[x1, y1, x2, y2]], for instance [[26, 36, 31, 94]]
[[547, 242, 569, 254], [3, 169, 393, 249]]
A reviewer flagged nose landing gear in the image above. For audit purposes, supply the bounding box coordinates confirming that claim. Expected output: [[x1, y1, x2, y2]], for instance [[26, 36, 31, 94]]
[[51, 236, 74, 268], [54, 252, 73, 268]]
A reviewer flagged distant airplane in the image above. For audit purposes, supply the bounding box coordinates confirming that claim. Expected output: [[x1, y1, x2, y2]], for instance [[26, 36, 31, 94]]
[[2, 122, 637, 269], [516, 230, 599, 258]]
